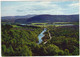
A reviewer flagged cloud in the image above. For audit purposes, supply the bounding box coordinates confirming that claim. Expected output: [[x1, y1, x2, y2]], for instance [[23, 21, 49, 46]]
[[61, 2, 79, 15], [69, 3, 79, 7], [68, 2, 79, 10], [1, 1, 79, 16], [16, 10, 24, 12], [15, 2, 58, 11], [15, 2, 63, 15]]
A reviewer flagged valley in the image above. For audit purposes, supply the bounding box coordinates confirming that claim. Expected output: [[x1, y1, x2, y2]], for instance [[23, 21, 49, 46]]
[[1, 14, 79, 56]]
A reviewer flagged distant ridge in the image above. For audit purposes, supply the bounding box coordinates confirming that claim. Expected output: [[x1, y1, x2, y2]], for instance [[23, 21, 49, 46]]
[[1, 15, 36, 23], [26, 14, 79, 23], [1, 14, 79, 23]]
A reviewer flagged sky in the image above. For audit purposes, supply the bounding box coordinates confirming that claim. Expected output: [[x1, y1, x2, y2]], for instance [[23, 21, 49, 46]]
[[1, 0, 79, 16]]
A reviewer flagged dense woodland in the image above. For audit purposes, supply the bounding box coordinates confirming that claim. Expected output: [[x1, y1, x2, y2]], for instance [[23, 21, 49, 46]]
[[1, 24, 79, 56], [2, 24, 43, 56], [47, 25, 79, 55]]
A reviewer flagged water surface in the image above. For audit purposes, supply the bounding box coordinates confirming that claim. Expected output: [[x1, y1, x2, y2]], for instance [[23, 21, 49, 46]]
[[38, 28, 47, 44]]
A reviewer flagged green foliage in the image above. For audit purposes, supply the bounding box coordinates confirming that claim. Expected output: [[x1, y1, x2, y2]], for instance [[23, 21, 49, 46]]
[[45, 44, 64, 55], [2, 24, 79, 56], [2, 24, 42, 56], [15, 46, 32, 56], [72, 46, 79, 55], [47, 25, 79, 55], [2, 45, 6, 55], [6, 45, 14, 55], [64, 49, 70, 55]]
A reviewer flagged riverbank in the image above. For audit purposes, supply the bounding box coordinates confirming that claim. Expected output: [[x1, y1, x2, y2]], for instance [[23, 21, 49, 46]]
[[43, 30, 52, 44], [41, 30, 52, 44]]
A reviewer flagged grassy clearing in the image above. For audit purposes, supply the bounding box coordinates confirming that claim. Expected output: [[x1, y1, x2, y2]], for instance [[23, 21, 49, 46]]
[[53, 22, 79, 25], [31, 23, 47, 25], [73, 22, 79, 25], [53, 22, 72, 24], [32, 24, 65, 28], [12, 25, 20, 28], [1, 22, 9, 25]]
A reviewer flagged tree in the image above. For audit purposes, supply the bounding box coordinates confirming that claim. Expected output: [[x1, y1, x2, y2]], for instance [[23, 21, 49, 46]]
[[58, 50, 64, 55], [6, 45, 14, 56], [16, 46, 32, 56], [46, 44, 64, 55], [2, 45, 6, 55], [21, 46, 32, 56], [72, 46, 79, 55], [64, 49, 70, 55]]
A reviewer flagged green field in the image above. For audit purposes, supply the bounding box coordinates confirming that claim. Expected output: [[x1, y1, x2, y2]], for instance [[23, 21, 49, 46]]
[[53, 22, 79, 25], [12, 25, 20, 27], [31, 23, 47, 25]]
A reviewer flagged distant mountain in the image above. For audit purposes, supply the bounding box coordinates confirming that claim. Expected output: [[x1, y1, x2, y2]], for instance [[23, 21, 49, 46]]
[[1, 14, 79, 24], [26, 14, 79, 23], [1, 15, 36, 23]]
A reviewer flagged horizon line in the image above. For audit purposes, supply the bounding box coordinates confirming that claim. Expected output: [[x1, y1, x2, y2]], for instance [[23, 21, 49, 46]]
[[1, 14, 79, 17]]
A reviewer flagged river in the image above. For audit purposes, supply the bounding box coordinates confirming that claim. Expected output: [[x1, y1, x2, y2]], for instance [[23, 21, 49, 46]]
[[37, 24, 74, 44], [38, 28, 47, 44]]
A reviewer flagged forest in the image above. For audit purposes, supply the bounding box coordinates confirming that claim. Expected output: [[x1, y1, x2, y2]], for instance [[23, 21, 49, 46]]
[[2, 24, 43, 56], [46, 25, 79, 55], [1, 24, 79, 56]]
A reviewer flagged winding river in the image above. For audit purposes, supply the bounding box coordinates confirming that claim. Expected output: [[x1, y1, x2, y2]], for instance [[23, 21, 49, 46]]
[[37, 24, 74, 44], [38, 28, 47, 44]]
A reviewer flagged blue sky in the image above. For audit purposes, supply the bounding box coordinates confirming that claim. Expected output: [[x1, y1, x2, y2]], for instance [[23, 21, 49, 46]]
[[1, 1, 79, 16]]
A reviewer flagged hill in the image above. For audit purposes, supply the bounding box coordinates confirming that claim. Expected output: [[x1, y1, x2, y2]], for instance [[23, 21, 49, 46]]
[[26, 14, 79, 23], [1, 14, 79, 24], [1, 15, 36, 23]]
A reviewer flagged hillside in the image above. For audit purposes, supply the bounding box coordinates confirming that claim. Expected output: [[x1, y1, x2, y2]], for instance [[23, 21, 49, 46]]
[[26, 14, 79, 23], [1, 14, 79, 24], [1, 15, 36, 23]]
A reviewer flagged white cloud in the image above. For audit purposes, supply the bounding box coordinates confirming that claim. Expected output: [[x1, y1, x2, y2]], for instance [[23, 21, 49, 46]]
[[1, 1, 79, 16], [69, 3, 79, 7], [15, 2, 63, 14], [68, 2, 79, 12]]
